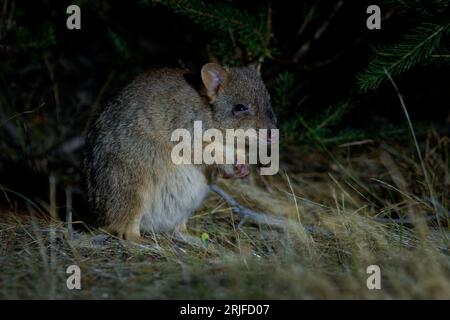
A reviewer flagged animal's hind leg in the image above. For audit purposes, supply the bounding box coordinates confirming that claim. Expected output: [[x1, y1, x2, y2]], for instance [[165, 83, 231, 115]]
[[92, 154, 149, 243], [174, 220, 187, 234], [105, 198, 145, 243], [122, 213, 143, 242], [172, 218, 203, 247]]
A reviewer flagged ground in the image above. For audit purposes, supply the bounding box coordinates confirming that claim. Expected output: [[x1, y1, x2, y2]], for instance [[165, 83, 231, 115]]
[[0, 134, 449, 299]]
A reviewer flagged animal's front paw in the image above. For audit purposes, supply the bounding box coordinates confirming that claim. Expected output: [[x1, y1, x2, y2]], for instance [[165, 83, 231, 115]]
[[222, 164, 250, 179], [235, 164, 250, 179]]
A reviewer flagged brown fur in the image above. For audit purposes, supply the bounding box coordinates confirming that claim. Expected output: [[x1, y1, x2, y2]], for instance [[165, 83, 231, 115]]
[[83, 63, 276, 240]]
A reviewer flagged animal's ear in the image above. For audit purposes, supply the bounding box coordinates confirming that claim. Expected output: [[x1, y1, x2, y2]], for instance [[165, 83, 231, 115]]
[[201, 63, 230, 100], [248, 60, 262, 76]]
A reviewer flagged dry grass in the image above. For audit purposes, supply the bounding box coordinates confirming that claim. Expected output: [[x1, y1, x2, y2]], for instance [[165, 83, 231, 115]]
[[0, 132, 449, 299]]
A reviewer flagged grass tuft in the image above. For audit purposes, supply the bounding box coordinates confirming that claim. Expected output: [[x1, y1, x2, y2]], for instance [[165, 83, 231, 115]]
[[0, 133, 449, 299]]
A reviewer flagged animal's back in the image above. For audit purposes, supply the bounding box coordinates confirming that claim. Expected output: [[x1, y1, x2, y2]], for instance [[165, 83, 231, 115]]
[[83, 68, 210, 239], [83, 62, 277, 241]]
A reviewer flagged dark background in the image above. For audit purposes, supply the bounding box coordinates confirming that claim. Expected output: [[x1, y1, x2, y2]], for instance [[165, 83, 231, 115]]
[[0, 0, 449, 220]]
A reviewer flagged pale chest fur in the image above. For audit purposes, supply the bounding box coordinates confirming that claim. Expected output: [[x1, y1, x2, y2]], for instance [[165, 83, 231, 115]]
[[140, 164, 210, 233]]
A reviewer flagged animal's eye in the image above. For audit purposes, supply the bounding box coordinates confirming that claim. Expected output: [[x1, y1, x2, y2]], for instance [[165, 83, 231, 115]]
[[233, 104, 248, 113]]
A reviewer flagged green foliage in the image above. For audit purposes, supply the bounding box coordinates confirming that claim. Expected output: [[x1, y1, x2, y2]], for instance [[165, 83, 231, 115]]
[[271, 72, 364, 148], [107, 28, 130, 59], [143, 0, 273, 63], [209, 36, 244, 66], [358, 0, 450, 91], [296, 101, 365, 148], [10, 24, 56, 52], [273, 71, 295, 114], [358, 22, 450, 91], [384, 0, 449, 14], [145, 0, 429, 148]]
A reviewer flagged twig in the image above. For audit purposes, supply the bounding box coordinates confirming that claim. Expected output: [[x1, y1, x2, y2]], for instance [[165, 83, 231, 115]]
[[211, 184, 286, 228], [383, 67, 439, 221], [296, 4, 317, 37], [86, 71, 116, 131], [266, 0, 273, 47], [293, 0, 344, 63], [210, 184, 333, 237], [284, 172, 301, 224], [48, 172, 57, 299], [0, 0, 8, 41], [375, 215, 441, 226], [56, 135, 85, 155], [49, 173, 57, 221], [303, 10, 395, 71], [375, 198, 450, 226], [65, 186, 74, 241], [0, 104, 45, 148], [43, 54, 61, 121], [0, 103, 45, 128]]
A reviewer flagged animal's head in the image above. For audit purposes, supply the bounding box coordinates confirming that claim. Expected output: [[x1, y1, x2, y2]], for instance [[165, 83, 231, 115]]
[[201, 63, 277, 143]]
